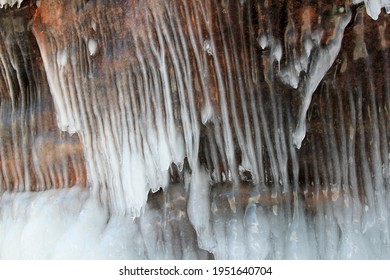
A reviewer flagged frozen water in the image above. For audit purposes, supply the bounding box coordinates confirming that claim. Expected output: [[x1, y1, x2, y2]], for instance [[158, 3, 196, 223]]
[[87, 39, 98, 56], [0, 0, 22, 8], [292, 11, 351, 149], [353, 0, 390, 19], [0, 0, 390, 260]]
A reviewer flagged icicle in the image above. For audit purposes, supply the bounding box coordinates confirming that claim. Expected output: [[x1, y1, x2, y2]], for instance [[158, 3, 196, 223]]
[[0, 0, 23, 9], [187, 165, 215, 252], [257, 34, 269, 49], [292, 10, 351, 149], [87, 39, 98, 56]]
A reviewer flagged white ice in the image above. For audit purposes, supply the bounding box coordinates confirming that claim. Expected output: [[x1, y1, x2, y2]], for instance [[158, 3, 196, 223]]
[[353, 0, 390, 19], [0, 0, 22, 8]]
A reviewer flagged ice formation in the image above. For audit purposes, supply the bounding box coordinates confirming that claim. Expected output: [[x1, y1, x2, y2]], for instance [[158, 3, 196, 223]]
[[292, 9, 351, 148], [0, 0, 22, 9], [353, 0, 390, 19], [0, 0, 389, 259]]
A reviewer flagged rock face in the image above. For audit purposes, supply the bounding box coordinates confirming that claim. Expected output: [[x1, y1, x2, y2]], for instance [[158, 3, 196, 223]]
[[0, 2, 86, 191], [0, 0, 389, 259]]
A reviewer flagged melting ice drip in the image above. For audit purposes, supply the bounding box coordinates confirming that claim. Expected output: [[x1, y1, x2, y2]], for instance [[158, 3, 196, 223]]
[[0, 0, 390, 259]]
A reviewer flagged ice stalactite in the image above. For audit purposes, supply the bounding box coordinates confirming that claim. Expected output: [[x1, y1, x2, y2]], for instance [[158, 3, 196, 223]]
[[32, 0, 257, 215], [0, 0, 22, 9], [292, 8, 351, 149]]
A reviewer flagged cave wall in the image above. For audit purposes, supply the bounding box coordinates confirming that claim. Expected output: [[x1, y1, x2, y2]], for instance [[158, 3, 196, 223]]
[[0, 0, 389, 259]]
